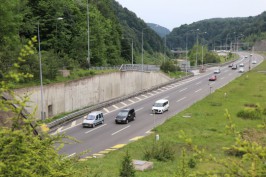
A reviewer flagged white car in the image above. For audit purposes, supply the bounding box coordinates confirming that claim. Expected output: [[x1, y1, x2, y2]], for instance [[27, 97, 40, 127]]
[[239, 63, 244, 67], [239, 67, 244, 73], [82, 111, 104, 128], [152, 99, 169, 114], [252, 60, 257, 64], [214, 68, 221, 74]]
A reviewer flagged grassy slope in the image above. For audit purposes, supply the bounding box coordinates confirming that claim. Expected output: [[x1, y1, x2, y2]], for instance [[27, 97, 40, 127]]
[[73, 58, 266, 176]]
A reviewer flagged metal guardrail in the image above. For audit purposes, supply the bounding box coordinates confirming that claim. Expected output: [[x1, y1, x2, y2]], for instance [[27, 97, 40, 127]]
[[120, 64, 160, 72], [47, 74, 194, 130]]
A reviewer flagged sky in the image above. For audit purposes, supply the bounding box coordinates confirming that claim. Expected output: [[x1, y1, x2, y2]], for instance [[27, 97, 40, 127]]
[[116, 0, 266, 31]]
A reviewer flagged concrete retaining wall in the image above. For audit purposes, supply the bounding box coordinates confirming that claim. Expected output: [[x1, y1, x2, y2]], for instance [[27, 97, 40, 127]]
[[14, 71, 172, 120]]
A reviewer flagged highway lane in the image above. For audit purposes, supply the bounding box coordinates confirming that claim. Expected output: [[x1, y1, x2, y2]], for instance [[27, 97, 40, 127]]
[[55, 52, 263, 158]]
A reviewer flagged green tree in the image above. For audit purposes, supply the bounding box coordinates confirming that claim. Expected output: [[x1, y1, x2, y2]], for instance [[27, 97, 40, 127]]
[[120, 151, 135, 177], [0, 37, 79, 177]]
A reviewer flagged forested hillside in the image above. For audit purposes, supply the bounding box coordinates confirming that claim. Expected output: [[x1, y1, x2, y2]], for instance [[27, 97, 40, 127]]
[[147, 23, 170, 38], [167, 11, 266, 51], [0, 0, 164, 82]]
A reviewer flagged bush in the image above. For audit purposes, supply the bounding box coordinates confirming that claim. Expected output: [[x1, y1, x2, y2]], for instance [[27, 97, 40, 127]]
[[143, 141, 175, 162], [237, 108, 262, 120]]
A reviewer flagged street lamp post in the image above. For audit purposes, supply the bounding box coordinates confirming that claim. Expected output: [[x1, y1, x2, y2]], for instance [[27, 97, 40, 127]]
[[131, 39, 134, 66], [87, 1, 90, 67], [195, 29, 199, 68], [37, 22, 44, 120]]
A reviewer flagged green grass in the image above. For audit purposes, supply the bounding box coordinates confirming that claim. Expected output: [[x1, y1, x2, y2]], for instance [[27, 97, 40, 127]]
[[71, 58, 266, 176]]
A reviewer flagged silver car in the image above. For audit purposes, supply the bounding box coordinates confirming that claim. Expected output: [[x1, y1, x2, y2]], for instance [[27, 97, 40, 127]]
[[82, 111, 104, 128]]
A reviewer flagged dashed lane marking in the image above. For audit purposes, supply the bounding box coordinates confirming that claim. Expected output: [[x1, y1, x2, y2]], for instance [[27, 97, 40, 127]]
[[85, 124, 107, 134], [177, 97, 186, 102], [111, 144, 126, 149], [103, 108, 110, 113], [51, 127, 63, 135], [221, 77, 225, 80], [130, 136, 144, 141], [179, 88, 187, 92], [121, 102, 127, 106], [71, 120, 76, 127], [195, 81, 201, 85], [112, 125, 130, 136], [128, 99, 135, 103], [195, 89, 202, 93], [135, 97, 141, 100], [141, 94, 148, 98], [112, 105, 119, 109]]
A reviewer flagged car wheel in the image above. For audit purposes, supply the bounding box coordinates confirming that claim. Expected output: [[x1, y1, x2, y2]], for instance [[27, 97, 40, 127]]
[[92, 124, 95, 128], [133, 116, 135, 121], [126, 120, 129, 124], [101, 120, 104, 124]]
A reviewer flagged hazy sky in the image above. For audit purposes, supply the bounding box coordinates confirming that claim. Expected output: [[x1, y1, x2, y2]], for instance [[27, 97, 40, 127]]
[[116, 0, 266, 31]]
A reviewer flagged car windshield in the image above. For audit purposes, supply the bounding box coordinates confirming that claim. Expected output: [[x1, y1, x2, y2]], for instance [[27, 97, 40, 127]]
[[118, 111, 128, 117], [86, 115, 95, 120], [154, 103, 163, 107]]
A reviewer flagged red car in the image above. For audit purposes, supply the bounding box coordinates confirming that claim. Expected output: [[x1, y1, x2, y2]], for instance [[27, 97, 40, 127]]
[[209, 75, 217, 81]]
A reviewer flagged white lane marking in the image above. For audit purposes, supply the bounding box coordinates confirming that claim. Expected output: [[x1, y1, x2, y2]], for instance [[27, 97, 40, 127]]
[[179, 88, 187, 92], [71, 121, 76, 127], [195, 81, 201, 85], [177, 97, 186, 102], [195, 89, 202, 93], [121, 102, 127, 106], [51, 127, 63, 135], [220, 77, 224, 80], [103, 108, 110, 113], [112, 125, 130, 136], [209, 82, 215, 85], [135, 97, 141, 100], [112, 105, 119, 109], [66, 153, 76, 159], [85, 124, 107, 134], [141, 94, 148, 98], [152, 91, 159, 94], [128, 99, 135, 103], [136, 107, 143, 112], [157, 89, 164, 92]]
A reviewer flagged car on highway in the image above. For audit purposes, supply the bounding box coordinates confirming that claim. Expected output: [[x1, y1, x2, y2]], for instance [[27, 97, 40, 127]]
[[239, 63, 244, 67], [232, 64, 238, 70], [252, 60, 257, 64], [115, 108, 135, 124], [82, 111, 104, 128], [228, 63, 233, 67], [239, 67, 245, 73], [214, 68, 221, 74], [209, 75, 217, 81], [152, 99, 169, 114]]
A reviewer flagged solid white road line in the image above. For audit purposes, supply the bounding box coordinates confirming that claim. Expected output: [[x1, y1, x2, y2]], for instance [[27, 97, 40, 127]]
[[85, 124, 107, 134], [112, 125, 130, 135]]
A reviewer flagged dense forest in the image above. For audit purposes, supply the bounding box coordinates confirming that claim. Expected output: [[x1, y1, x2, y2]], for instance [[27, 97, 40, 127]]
[[166, 11, 266, 51], [0, 0, 165, 82], [1, 0, 266, 83]]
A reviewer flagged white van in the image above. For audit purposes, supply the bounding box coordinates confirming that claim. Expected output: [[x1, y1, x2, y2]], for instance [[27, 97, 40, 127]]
[[82, 111, 104, 128], [152, 99, 169, 114]]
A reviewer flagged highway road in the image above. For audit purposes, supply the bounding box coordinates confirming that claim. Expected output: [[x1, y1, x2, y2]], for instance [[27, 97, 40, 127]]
[[53, 52, 263, 159]]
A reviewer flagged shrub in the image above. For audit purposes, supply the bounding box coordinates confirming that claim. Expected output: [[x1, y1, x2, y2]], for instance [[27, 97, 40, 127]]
[[237, 106, 262, 120], [143, 141, 175, 162], [120, 151, 135, 177]]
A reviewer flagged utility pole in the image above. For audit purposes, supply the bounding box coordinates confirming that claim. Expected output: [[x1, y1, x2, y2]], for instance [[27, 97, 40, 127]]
[[87, 1, 90, 67]]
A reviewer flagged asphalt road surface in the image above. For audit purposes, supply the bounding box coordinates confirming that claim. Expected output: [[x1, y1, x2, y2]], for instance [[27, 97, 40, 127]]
[[53, 52, 263, 159]]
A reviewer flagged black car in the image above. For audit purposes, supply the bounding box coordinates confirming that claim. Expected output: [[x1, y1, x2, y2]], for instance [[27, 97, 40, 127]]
[[232, 64, 238, 70], [115, 108, 135, 124]]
